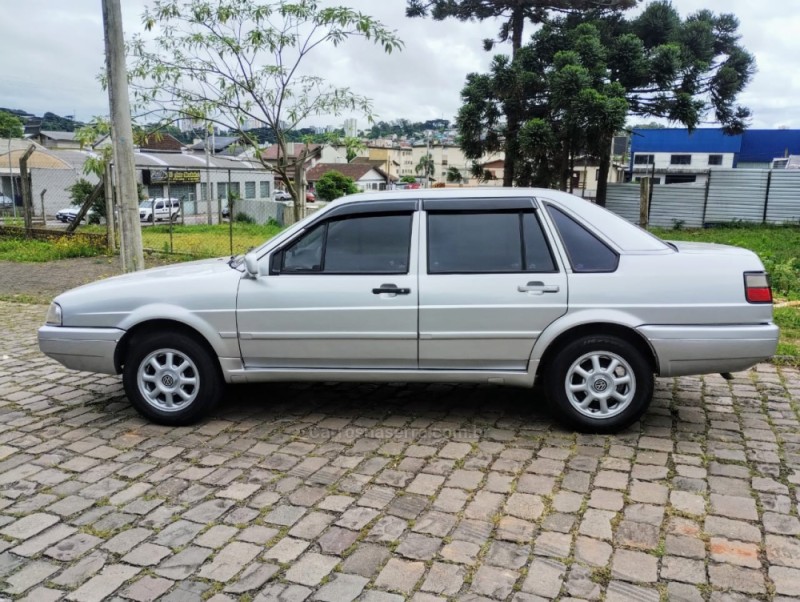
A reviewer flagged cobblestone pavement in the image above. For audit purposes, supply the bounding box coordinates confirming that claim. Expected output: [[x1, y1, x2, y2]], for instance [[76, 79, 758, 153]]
[[2, 302, 800, 601]]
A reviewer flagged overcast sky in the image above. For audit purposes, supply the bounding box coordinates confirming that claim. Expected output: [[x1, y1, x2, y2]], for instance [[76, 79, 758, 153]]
[[1, 0, 799, 130]]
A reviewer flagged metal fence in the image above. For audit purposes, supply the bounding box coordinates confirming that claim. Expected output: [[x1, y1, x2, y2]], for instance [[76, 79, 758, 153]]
[[1, 163, 307, 258], [606, 169, 800, 227]]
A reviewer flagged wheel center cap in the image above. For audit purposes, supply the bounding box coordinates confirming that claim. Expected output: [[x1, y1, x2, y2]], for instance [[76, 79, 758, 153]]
[[161, 374, 175, 387], [592, 378, 609, 392]]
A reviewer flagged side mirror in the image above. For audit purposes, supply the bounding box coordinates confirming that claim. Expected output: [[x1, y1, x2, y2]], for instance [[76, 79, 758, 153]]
[[244, 251, 260, 278]]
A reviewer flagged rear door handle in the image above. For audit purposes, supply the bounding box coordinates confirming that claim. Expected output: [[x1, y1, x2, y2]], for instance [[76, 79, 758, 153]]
[[518, 281, 560, 295], [372, 284, 411, 295]]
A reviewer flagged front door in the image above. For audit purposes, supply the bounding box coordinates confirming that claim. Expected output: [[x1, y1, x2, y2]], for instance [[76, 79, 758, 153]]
[[237, 206, 419, 369], [418, 199, 568, 370]]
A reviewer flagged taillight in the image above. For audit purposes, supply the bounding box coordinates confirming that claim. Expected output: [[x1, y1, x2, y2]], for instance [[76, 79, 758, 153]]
[[744, 272, 772, 303]]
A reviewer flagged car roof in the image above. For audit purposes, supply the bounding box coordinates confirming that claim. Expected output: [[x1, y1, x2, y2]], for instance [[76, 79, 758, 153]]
[[329, 187, 668, 253]]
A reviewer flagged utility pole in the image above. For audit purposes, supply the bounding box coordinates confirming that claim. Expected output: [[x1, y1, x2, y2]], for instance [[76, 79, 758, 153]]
[[102, 0, 144, 272]]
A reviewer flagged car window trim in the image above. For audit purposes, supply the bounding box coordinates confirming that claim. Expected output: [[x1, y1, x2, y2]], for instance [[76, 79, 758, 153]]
[[274, 211, 415, 276], [423, 198, 535, 211], [425, 208, 560, 275], [544, 203, 620, 273]]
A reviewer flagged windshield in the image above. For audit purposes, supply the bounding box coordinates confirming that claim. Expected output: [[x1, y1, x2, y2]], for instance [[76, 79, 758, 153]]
[[139, 201, 154, 209]]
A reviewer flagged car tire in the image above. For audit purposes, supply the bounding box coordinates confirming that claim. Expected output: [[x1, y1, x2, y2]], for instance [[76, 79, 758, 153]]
[[148, 215, 154, 223], [544, 335, 653, 433], [122, 331, 223, 426]]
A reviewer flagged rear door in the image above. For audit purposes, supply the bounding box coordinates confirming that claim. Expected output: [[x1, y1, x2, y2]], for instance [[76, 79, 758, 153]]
[[236, 200, 420, 369], [418, 198, 568, 370]]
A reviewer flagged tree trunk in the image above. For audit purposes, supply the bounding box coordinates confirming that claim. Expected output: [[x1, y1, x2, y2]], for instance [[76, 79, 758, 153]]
[[501, 5, 525, 188], [596, 141, 612, 207], [510, 5, 524, 57]]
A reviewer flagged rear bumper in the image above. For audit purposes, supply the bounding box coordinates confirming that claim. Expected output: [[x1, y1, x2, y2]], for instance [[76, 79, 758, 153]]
[[638, 323, 779, 377], [38, 325, 124, 374]]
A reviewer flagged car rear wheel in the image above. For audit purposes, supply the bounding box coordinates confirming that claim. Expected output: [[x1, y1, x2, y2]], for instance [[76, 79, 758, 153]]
[[122, 331, 223, 425], [545, 335, 653, 433]]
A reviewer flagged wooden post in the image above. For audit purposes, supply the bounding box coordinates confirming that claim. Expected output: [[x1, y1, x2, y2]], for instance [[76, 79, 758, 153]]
[[39, 189, 47, 224], [639, 177, 650, 228], [18, 145, 35, 235], [104, 163, 116, 250]]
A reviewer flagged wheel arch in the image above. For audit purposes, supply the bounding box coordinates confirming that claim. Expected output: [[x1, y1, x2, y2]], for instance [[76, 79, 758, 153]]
[[533, 319, 659, 383], [114, 319, 221, 374]]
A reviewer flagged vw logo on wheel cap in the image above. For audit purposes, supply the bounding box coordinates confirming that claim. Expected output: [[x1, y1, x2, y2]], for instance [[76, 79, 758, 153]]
[[161, 374, 175, 387], [593, 379, 608, 392]]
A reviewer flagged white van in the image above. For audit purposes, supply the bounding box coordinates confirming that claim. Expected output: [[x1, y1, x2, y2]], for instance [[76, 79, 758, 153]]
[[139, 198, 181, 222]]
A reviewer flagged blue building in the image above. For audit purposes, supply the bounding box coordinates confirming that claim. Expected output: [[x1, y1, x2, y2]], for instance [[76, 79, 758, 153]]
[[629, 128, 800, 185]]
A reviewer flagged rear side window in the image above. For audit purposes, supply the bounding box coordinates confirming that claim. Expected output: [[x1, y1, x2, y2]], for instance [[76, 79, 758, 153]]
[[281, 213, 412, 274], [547, 205, 618, 272], [427, 211, 555, 273]]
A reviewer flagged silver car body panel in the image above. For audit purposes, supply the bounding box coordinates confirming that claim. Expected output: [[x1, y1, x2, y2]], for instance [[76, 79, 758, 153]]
[[236, 213, 420, 369], [38, 325, 123, 373], [38, 187, 779, 385]]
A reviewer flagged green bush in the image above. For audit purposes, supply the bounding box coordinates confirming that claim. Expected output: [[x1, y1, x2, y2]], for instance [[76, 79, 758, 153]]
[[235, 212, 256, 224], [762, 257, 800, 298]]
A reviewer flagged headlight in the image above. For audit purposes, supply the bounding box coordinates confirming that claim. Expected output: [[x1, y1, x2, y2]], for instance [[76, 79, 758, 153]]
[[45, 302, 62, 326]]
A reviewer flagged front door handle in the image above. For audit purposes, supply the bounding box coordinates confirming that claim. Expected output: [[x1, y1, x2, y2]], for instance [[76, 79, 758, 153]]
[[518, 281, 560, 295], [372, 284, 411, 295]]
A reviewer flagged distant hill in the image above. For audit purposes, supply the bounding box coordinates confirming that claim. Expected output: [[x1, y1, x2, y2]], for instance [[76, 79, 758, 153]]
[[0, 108, 83, 132], [40, 112, 83, 132]]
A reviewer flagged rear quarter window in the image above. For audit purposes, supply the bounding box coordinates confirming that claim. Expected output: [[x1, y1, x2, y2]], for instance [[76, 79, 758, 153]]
[[547, 205, 619, 272]]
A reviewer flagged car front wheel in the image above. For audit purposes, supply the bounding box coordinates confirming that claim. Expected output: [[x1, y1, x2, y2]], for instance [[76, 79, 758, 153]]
[[122, 331, 223, 425], [545, 335, 653, 433]]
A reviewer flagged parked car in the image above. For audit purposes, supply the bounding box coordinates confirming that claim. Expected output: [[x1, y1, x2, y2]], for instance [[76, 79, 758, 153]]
[[221, 206, 230, 219], [39, 188, 778, 431], [306, 191, 316, 202], [139, 198, 180, 222], [273, 190, 292, 201], [55, 207, 99, 224], [0, 194, 14, 209]]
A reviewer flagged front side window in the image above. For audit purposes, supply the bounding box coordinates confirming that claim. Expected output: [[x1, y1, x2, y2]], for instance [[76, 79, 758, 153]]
[[427, 211, 556, 273], [281, 213, 412, 274], [546, 206, 619, 272]]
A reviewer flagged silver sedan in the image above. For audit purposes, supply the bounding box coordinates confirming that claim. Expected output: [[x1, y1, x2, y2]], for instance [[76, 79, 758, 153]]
[[38, 188, 778, 432]]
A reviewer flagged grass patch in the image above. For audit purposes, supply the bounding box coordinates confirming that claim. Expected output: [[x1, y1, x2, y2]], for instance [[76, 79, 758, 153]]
[[0, 235, 108, 262], [82, 222, 285, 258], [775, 306, 800, 361]]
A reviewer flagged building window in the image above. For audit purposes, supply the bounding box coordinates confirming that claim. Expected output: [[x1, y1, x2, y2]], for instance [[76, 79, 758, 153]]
[[670, 154, 691, 165], [245, 181, 256, 199], [441, 159, 448, 166], [665, 174, 697, 184], [634, 154, 654, 165], [260, 181, 270, 198], [708, 154, 723, 166]]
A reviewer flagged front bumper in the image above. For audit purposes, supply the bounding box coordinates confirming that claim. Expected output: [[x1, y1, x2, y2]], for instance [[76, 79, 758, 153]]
[[38, 325, 125, 374], [638, 323, 780, 377]]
